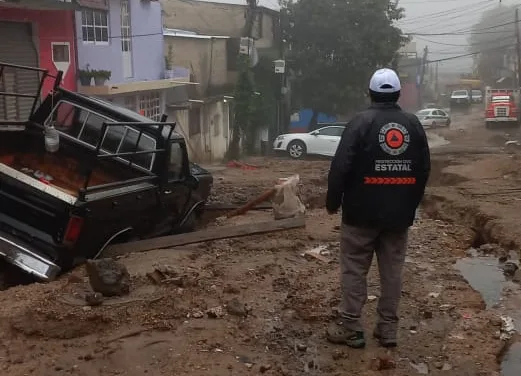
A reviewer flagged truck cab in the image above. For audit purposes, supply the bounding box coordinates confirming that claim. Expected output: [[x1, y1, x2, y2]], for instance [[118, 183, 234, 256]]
[[485, 90, 519, 129]]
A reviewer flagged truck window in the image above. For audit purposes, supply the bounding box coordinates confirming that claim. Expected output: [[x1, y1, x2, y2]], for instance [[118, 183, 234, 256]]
[[47, 100, 157, 171], [78, 112, 105, 146], [119, 128, 156, 170], [101, 125, 126, 153], [168, 142, 184, 180], [48, 101, 82, 137]]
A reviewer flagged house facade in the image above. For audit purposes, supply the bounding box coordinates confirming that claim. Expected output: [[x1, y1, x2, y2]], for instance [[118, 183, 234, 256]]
[[163, 29, 231, 163], [160, 0, 279, 51], [76, 0, 190, 121], [0, 0, 78, 120], [160, 0, 281, 162]]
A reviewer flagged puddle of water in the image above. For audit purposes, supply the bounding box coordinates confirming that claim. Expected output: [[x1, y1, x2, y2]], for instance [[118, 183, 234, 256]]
[[455, 252, 505, 308], [454, 249, 521, 375], [502, 342, 521, 376]]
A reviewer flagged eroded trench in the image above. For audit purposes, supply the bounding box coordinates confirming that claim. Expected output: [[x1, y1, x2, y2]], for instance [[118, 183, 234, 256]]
[[424, 157, 521, 375]]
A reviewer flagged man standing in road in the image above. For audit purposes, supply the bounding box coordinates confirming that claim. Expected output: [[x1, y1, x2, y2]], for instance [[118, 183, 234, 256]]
[[326, 68, 431, 348]]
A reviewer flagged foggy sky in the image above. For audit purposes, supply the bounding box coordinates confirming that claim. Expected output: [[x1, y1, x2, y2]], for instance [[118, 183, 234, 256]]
[[200, 0, 520, 73]]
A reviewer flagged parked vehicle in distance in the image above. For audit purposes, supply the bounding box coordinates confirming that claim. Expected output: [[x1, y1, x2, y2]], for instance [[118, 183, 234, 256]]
[[424, 103, 438, 109], [273, 124, 346, 159], [471, 89, 483, 104], [485, 91, 519, 129], [415, 108, 451, 128], [0, 62, 213, 284], [450, 89, 471, 110]]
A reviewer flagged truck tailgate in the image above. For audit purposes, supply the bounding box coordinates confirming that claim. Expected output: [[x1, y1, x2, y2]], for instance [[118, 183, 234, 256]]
[[0, 166, 72, 241]]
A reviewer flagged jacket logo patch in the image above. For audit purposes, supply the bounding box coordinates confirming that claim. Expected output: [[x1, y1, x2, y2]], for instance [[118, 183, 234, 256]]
[[379, 123, 409, 155]]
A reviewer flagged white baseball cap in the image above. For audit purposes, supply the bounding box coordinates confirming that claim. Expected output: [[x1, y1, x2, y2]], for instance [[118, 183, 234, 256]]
[[369, 68, 401, 93]]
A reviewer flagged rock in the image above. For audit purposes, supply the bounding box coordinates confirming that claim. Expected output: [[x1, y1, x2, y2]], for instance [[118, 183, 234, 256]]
[[192, 311, 204, 318], [498, 252, 509, 263], [434, 361, 444, 369], [370, 355, 396, 371], [442, 363, 452, 371], [223, 284, 240, 294], [85, 259, 130, 297], [410, 362, 429, 374], [226, 298, 248, 317], [296, 343, 307, 352], [422, 310, 433, 319], [513, 269, 521, 283], [84, 292, 103, 306], [207, 306, 225, 318], [260, 364, 272, 373], [367, 295, 378, 302], [503, 261, 519, 276], [478, 243, 498, 254]]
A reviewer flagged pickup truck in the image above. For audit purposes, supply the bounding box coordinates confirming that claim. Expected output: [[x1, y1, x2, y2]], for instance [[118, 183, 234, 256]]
[[0, 62, 213, 284], [449, 89, 471, 111]]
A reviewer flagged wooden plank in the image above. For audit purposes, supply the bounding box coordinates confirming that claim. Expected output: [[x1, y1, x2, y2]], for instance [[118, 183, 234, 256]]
[[205, 202, 273, 211], [106, 216, 306, 257], [226, 187, 276, 218]]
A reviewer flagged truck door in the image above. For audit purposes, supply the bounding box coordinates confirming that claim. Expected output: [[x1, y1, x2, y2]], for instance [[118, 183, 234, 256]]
[[159, 141, 191, 225]]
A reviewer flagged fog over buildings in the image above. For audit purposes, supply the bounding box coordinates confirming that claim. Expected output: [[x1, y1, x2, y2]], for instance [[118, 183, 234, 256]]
[[202, 0, 519, 74]]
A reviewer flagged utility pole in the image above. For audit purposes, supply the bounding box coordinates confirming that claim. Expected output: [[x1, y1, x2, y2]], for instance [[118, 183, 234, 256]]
[[435, 61, 439, 101], [515, 8, 521, 87], [418, 45, 428, 109]]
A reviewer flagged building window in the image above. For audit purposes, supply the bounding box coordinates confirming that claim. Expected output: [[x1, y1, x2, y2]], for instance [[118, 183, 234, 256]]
[[124, 96, 136, 111], [52, 43, 70, 63], [120, 0, 133, 78], [81, 8, 109, 44], [138, 91, 161, 121]]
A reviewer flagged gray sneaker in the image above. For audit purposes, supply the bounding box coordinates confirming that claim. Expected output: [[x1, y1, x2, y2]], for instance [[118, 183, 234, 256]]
[[326, 321, 366, 348], [373, 329, 397, 348]]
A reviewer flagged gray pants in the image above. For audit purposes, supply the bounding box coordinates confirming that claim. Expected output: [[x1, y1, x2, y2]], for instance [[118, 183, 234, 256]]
[[339, 223, 408, 336]]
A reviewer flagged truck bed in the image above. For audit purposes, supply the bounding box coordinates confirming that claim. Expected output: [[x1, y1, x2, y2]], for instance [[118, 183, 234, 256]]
[[0, 130, 141, 200]]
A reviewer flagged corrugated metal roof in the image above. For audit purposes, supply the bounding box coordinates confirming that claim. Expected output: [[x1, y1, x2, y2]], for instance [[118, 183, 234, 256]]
[[163, 28, 230, 40]]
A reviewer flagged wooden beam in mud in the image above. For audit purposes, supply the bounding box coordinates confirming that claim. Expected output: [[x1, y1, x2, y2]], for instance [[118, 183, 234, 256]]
[[106, 216, 306, 257], [205, 202, 273, 211]]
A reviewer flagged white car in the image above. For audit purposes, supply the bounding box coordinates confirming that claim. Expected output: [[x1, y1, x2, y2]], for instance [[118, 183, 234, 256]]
[[415, 108, 451, 128], [273, 125, 346, 159]]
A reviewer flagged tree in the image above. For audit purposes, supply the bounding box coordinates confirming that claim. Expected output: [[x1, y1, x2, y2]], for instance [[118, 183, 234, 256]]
[[280, 0, 405, 124], [468, 5, 516, 85]]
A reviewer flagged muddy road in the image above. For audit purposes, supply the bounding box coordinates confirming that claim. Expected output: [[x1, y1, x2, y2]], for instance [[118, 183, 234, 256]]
[[1, 105, 521, 375]]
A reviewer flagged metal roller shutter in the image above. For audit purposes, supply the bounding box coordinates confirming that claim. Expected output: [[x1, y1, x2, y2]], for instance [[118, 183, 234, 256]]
[[0, 21, 39, 121]]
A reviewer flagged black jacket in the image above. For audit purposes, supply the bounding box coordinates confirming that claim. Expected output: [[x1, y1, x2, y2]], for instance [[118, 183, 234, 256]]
[[326, 103, 431, 229]]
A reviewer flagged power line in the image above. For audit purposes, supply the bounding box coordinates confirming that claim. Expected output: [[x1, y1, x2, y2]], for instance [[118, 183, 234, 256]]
[[405, 3, 495, 32], [398, 0, 492, 24], [399, 42, 517, 67], [403, 3, 520, 35], [400, 0, 472, 3]]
